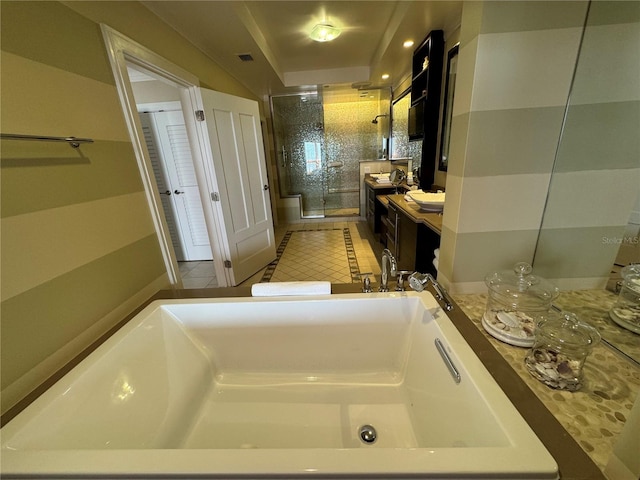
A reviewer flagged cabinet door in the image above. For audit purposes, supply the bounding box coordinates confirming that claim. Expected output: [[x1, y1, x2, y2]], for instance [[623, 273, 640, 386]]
[[397, 211, 417, 272], [366, 185, 376, 232]]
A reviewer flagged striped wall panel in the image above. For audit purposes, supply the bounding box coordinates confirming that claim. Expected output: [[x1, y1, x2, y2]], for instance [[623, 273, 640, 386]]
[[1, 236, 165, 391], [533, 7, 640, 287], [438, 1, 589, 293], [440, 1, 639, 293], [0, 1, 168, 414]]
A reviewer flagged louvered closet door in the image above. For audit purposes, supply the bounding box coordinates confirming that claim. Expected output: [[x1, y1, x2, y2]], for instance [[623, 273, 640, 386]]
[[139, 112, 187, 261], [151, 110, 213, 261]]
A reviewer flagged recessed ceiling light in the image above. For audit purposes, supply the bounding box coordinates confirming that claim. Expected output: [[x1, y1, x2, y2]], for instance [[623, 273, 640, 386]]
[[310, 23, 341, 42], [381, 74, 390, 80], [403, 40, 414, 48]]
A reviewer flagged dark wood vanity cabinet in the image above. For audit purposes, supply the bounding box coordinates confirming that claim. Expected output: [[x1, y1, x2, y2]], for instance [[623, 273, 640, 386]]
[[385, 199, 440, 277], [365, 182, 396, 235]]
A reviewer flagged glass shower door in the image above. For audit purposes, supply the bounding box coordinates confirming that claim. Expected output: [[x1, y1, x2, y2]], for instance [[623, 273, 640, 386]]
[[271, 86, 391, 219], [272, 94, 325, 217]]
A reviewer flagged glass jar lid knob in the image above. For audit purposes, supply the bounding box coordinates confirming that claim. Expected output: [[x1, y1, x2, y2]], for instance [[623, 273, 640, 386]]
[[514, 262, 536, 291]]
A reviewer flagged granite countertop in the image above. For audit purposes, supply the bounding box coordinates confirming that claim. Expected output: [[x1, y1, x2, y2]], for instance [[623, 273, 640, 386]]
[[453, 290, 640, 472]]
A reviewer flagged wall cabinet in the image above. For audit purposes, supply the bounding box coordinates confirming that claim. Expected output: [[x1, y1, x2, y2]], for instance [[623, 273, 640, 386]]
[[411, 30, 444, 190]]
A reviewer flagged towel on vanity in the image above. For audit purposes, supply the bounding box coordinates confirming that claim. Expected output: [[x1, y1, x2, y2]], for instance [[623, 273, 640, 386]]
[[251, 281, 331, 297]]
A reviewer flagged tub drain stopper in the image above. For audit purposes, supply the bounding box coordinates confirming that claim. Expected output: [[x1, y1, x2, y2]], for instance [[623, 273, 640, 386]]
[[359, 424, 377, 444]]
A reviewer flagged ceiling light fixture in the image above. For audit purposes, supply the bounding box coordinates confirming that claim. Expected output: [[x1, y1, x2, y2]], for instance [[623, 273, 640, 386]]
[[403, 40, 414, 48], [381, 74, 390, 80], [310, 23, 341, 42]]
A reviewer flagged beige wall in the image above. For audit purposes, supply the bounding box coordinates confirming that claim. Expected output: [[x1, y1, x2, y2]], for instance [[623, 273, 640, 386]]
[[0, 1, 257, 414]]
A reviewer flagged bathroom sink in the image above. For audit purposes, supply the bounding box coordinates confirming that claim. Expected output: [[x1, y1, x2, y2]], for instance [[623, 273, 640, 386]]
[[406, 190, 445, 211]]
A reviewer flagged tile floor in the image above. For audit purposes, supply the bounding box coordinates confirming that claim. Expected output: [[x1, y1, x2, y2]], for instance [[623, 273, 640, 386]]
[[178, 220, 383, 289]]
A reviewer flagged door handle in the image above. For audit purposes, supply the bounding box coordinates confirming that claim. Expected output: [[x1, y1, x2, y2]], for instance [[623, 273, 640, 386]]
[[174, 190, 184, 195], [263, 185, 270, 191], [159, 190, 171, 196]]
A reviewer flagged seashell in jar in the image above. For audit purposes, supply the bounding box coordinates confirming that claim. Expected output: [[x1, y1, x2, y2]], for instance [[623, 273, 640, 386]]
[[533, 348, 553, 362], [556, 361, 573, 376], [496, 311, 520, 328]]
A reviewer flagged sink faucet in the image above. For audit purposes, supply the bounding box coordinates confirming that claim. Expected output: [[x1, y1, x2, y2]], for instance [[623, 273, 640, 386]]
[[379, 248, 397, 292]]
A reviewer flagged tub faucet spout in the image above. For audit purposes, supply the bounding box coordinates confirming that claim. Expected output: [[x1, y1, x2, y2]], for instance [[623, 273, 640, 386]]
[[379, 248, 397, 292]]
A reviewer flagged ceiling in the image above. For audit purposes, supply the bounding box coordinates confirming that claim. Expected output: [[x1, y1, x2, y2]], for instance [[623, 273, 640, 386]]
[[140, 1, 463, 99]]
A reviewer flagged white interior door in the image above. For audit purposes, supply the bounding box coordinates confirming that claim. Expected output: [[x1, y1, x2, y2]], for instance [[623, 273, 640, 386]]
[[143, 111, 213, 261], [200, 89, 276, 284]]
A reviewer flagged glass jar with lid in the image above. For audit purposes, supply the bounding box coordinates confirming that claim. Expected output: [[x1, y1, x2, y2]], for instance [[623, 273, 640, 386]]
[[609, 263, 640, 334], [525, 311, 600, 391], [483, 262, 560, 347]]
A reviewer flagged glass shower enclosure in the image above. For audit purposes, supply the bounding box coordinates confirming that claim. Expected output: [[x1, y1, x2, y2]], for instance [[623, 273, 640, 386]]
[[271, 86, 391, 218]]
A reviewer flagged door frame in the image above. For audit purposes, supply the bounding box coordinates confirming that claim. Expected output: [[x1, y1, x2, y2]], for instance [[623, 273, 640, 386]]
[[101, 25, 231, 287]]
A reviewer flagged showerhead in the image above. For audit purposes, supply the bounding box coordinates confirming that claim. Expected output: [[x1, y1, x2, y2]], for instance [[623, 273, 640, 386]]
[[371, 114, 389, 124]]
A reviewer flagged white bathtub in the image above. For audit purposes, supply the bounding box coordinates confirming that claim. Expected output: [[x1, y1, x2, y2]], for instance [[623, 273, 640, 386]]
[[1, 291, 558, 479]]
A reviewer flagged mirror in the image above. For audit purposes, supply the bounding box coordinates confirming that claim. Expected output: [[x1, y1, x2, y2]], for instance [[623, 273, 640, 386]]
[[389, 168, 406, 184], [438, 44, 459, 172], [533, 1, 640, 362]]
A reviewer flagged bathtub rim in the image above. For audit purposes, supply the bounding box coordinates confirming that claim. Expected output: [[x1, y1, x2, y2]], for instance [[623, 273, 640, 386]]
[[0, 285, 605, 480]]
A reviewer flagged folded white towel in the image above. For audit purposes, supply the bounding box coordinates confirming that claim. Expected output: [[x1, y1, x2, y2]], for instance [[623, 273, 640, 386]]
[[434, 248, 440, 259], [251, 281, 331, 297]]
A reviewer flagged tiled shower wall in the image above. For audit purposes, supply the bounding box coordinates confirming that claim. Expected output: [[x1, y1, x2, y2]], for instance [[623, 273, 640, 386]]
[[323, 90, 384, 214], [439, 1, 590, 293]]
